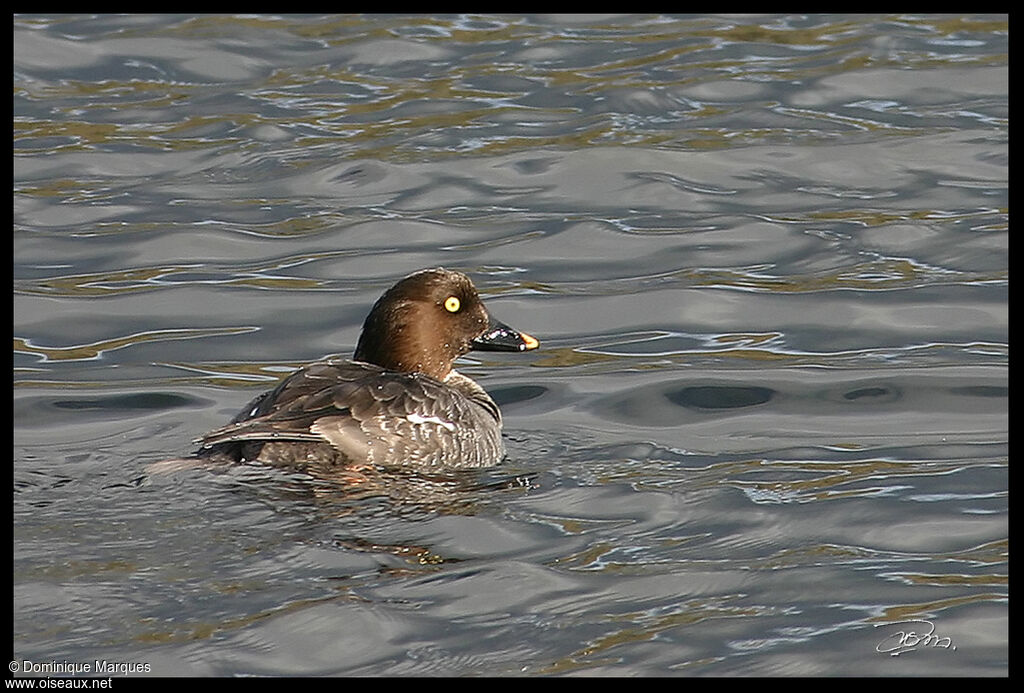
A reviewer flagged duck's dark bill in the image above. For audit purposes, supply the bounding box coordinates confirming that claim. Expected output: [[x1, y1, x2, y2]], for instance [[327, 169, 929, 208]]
[[472, 317, 540, 352]]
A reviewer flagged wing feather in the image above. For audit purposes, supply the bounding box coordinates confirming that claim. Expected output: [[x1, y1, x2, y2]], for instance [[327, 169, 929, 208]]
[[196, 360, 504, 468]]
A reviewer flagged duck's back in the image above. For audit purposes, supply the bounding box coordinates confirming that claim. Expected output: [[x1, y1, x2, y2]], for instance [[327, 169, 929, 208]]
[[196, 360, 506, 470]]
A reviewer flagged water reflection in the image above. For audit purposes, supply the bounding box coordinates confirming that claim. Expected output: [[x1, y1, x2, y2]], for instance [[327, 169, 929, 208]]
[[14, 13, 1007, 676], [146, 453, 539, 519]]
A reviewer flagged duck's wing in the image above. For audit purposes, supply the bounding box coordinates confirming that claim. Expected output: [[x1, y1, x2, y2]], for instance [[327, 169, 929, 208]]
[[195, 360, 504, 467]]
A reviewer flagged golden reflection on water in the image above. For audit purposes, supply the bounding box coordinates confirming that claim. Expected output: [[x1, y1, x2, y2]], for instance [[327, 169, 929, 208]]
[[13, 326, 257, 363], [14, 15, 1008, 160]]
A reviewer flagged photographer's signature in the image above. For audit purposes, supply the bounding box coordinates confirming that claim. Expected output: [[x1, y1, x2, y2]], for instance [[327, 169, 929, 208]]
[[875, 619, 956, 656]]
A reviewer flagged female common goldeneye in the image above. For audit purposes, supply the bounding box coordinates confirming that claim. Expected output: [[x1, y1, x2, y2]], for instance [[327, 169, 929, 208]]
[[194, 268, 539, 471]]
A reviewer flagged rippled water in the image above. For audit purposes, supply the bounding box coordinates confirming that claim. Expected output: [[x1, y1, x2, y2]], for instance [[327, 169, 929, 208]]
[[14, 14, 1007, 677]]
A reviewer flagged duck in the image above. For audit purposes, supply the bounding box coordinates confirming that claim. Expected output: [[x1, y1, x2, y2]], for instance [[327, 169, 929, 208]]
[[194, 268, 539, 471]]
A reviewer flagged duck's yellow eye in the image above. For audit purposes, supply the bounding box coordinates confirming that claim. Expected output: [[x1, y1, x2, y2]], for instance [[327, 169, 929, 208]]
[[444, 296, 461, 313]]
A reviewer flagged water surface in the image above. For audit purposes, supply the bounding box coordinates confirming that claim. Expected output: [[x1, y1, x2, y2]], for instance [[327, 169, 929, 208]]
[[14, 14, 1007, 676]]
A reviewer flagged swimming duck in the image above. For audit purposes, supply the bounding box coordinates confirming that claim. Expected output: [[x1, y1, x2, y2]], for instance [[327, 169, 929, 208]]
[[194, 268, 539, 471]]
